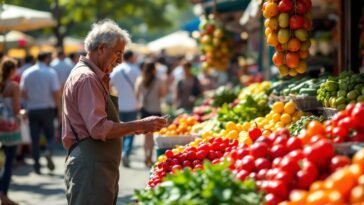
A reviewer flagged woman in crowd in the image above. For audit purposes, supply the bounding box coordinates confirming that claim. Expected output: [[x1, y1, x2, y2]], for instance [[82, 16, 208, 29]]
[[0, 58, 21, 205], [135, 60, 167, 167]]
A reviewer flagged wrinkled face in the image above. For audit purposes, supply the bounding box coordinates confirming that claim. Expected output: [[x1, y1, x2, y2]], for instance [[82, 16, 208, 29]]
[[97, 38, 125, 73]]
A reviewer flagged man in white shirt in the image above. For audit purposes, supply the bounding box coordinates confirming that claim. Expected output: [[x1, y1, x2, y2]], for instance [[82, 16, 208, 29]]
[[110, 50, 141, 167], [20, 52, 61, 174], [51, 49, 74, 90]]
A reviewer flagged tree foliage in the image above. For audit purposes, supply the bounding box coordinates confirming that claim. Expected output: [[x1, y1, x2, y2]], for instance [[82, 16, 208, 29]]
[[10, 0, 191, 46]]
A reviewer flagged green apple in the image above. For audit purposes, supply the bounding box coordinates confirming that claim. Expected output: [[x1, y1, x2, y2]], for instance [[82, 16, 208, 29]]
[[278, 29, 290, 44], [278, 13, 289, 28], [295, 29, 308, 41]]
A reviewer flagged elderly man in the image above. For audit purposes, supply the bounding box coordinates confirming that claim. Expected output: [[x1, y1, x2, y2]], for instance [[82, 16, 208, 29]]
[[62, 19, 167, 205]]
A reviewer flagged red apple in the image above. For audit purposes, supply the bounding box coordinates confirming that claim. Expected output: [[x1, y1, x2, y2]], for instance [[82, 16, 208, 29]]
[[278, 0, 293, 12], [289, 15, 304, 30], [295, 0, 307, 14]]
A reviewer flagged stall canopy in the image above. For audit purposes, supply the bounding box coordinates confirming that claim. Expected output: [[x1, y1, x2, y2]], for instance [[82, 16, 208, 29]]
[[0, 4, 56, 32], [0, 30, 34, 48], [147, 31, 199, 56]]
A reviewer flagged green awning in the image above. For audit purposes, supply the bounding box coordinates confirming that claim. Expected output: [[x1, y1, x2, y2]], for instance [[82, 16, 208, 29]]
[[202, 0, 251, 14]]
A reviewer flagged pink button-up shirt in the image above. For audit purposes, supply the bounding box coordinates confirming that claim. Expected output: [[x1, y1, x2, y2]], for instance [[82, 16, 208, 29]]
[[62, 56, 114, 150]]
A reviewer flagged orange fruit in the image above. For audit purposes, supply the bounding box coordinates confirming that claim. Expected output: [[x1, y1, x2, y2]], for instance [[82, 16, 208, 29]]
[[273, 51, 284, 66], [289, 190, 308, 203], [326, 190, 344, 205], [265, 27, 272, 36], [263, 2, 279, 18], [227, 130, 239, 139], [284, 101, 296, 114], [278, 65, 289, 76], [330, 168, 357, 197], [296, 61, 308, 74], [310, 180, 326, 191], [281, 113, 292, 124], [288, 38, 301, 52], [267, 33, 279, 46], [306, 120, 325, 136], [288, 69, 298, 77], [353, 149, 364, 168], [286, 52, 300, 68], [225, 121, 237, 131], [272, 101, 285, 113], [350, 185, 364, 203], [306, 190, 329, 205]]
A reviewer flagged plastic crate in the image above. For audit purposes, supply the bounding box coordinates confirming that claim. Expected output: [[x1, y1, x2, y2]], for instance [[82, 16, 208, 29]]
[[334, 142, 364, 156], [154, 134, 198, 149], [290, 95, 323, 111], [323, 107, 339, 119]]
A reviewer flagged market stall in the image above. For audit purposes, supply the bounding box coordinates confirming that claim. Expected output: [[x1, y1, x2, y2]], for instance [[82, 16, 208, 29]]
[[130, 0, 364, 204]]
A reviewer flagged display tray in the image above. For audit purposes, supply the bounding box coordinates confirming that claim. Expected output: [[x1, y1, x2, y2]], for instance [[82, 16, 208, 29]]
[[290, 95, 323, 111], [323, 107, 339, 119], [334, 142, 364, 156], [154, 134, 198, 149]]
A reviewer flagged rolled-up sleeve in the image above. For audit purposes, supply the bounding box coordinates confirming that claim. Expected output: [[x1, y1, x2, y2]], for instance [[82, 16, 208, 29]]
[[76, 76, 114, 141]]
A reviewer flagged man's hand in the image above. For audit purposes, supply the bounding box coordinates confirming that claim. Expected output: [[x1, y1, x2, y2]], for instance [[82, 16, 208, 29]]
[[136, 116, 167, 134]]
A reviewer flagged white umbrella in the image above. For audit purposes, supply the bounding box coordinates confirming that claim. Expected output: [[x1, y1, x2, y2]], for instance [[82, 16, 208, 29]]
[[147, 31, 199, 55], [0, 4, 56, 32]]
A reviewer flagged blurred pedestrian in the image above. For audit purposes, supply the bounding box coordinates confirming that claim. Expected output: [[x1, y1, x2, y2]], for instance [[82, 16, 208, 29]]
[[20, 52, 61, 174], [110, 50, 141, 167], [174, 60, 202, 112], [135, 60, 167, 167], [51, 49, 74, 91], [62, 19, 166, 205], [67, 52, 80, 67], [17, 55, 35, 77], [0, 58, 21, 205]]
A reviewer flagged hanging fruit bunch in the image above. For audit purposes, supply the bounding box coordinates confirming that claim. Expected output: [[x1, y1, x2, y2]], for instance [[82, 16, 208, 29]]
[[262, 0, 313, 77], [199, 16, 233, 72]]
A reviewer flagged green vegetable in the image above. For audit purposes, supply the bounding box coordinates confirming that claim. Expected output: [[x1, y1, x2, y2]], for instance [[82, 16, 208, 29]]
[[212, 86, 239, 107], [347, 90, 360, 100], [132, 162, 264, 205], [358, 95, 364, 102], [289, 115, 325, 136]]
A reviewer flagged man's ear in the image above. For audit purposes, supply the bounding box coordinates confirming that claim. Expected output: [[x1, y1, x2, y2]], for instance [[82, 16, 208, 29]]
[[97, 43, 105, 54]]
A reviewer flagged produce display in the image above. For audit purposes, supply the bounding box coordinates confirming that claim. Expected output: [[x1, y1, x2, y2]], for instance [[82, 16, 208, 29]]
[[136, 163, 263, 205], [288, 115, 325, 136], [281, 149, 364, 205], [148, 137, 239, 188], [158, 115, 199, 136], [317, 72, 364, 110], [199, 16, 233, 71], [239, 81, 272, 99], [278, 77, 327, 97], [262, 0, 313, 76], [217, 94, 270, 126]]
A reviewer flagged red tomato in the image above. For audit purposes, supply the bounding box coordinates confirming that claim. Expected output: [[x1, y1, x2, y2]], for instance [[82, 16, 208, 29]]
[[264, 193, 284, 205], [278, 157, 300, 174], [276, 128, 291, 138], [287, 150, 304, 162], [295, 0, 307, 14], [192, 159, 201, 167], [240, 156, 255, 172], [256, 136, 273, 146], [330, 155, 351, 173], [165, 150, 174, 158], [350, 132, 364, 142], [207, 150, 217, 160], [257, 169, 269, 180], [250, 142, 270, 159], [286, 137, 302, 151], [237, 148, 250, 158], [255, 158, 272, 171], [295, 170, 316, 189], [270, 144, 288, 158], [249, 127, 262, 141], [352, 107, 364, 127], [274, 170, 294, 186], [274, 136, 288, 146], [196, 150, 207, 160], [186, 151, 197, 161], [266, 180, 289, 199], [182, 160, 191, 167]]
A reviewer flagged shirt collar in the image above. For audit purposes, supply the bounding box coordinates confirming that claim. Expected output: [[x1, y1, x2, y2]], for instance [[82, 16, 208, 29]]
[[38, 62, 48, 69], [79, 56, 107, 80], [79, 55, 110, 91]]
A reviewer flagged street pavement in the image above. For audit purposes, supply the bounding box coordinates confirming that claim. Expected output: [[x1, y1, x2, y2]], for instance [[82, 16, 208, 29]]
[[9, 136, 151, 205]]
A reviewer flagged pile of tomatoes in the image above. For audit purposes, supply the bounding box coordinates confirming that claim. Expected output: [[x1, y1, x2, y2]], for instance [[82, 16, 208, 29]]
[[298, 103, 364, 144], [148, 137, 239, 188], [281, 149, 364, 205], [225, 127, 347, 204], [262, 0, 313, 76]]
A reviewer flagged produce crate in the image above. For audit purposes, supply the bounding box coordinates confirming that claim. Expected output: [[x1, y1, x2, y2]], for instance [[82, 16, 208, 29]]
[[334, 142, 364, 156], [268, 95, 291, 106], [154, 134, 198, 149], [290, 95, 323, 111], [323, 107, 339, 119]]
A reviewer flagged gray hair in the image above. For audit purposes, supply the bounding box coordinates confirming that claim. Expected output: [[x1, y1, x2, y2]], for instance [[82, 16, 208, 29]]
[[84, 19, 131, 52]]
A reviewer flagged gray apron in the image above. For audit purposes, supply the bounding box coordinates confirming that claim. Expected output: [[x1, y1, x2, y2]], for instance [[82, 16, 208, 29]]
[[65, 62, 122, 205]]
